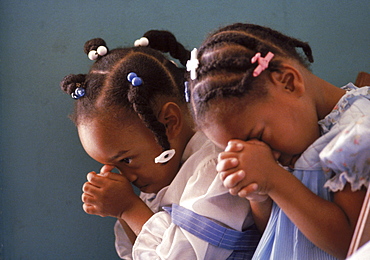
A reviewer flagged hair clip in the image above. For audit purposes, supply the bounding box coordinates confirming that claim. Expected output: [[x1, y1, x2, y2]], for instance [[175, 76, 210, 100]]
[[154, 149, 176, 164], [71, 84, 85, 99], [251, 52, 274, 77], [184, 81, 190, 102], [127, 72, 143, 86], [88, 46, 108, 60], [134, 37, 149, 47], [186, 48, 199, 80]]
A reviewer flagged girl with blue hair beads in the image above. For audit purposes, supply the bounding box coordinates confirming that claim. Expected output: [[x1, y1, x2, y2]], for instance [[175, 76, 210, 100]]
[[188, 23, 370, 259], [60, 30, 260, 259]]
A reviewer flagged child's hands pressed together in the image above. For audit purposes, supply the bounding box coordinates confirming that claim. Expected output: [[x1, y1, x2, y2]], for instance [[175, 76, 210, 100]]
[[82, 165, 139, 219], [217, 139, 281, 201]]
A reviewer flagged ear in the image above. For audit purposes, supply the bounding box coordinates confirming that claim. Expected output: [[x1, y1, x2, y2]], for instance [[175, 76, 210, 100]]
[[157, 102, 183, 141], [269, 63, 305, 97]]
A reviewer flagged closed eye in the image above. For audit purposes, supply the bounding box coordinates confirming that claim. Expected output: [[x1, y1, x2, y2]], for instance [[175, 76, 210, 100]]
[[258, 129, 264, 141]]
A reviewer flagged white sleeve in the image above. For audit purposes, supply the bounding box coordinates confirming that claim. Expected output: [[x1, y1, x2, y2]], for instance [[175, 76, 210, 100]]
[[114, 220, 133, 260], [114, 192, 160, 259], [132, 139, 252, 259], [132, 211, 231, 260]]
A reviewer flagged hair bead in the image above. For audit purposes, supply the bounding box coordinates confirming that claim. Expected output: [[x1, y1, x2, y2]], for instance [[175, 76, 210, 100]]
[[71, 85, 85, 99], [88, 46, 108, 60], [127, 72, 143, 86], [127, 72, 137, 82], [184, 81, 190, 102], [97, 46, 108, 56], [134, 37, 149, 47]]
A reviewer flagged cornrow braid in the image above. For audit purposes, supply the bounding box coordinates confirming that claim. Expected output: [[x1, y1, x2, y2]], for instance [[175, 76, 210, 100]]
[[61, 32, 190, 151], [190, 23, 314, 125], [106, 50, 181, 151], [127, 77, 171, 151], [209, 23, 314, 63]]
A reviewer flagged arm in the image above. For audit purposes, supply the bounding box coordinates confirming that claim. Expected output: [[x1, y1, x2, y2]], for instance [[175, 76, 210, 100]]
[[269, 168, 365, 259], [118, 219, 136, 245], [133, 148, 253, 259], [219, 139, 366, 259], [217, 141, 272, 232], [250, 198, 272, 232]]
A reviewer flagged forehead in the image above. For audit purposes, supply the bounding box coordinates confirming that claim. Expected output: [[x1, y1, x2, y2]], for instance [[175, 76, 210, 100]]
[[77, 116, 155, 160], [200, 100, 250, 149]]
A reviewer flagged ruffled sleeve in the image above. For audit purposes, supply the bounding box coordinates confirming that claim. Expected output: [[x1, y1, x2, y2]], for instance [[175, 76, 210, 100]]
[[320, 115, 370, 192]]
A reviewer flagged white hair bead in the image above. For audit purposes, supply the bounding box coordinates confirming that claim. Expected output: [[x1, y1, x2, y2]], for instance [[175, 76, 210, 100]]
[[97, 46, 108, 56], [88, 46, 108, 60], [88, 50, 99, 60], [134, 37, 149, 47]]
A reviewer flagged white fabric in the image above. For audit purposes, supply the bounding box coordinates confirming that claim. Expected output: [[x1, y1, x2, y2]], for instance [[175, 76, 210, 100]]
[[121, 132, 254, 260]]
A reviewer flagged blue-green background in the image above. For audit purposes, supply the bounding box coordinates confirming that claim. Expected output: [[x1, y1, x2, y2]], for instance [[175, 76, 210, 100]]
[[1, 1, 369, 259]]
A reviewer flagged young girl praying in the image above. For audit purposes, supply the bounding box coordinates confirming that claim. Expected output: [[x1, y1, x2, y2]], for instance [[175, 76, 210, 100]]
[[188, 23, 370, 260], [60, 30, 260, 260]]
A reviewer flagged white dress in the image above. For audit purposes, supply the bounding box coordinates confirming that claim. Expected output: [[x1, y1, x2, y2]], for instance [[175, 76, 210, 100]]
[[115, 131, 257, 259]]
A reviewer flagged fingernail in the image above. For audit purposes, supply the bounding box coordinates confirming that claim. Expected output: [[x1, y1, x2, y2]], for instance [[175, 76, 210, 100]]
[[231, 158, 238, 165], [237, 170, 245, 177]]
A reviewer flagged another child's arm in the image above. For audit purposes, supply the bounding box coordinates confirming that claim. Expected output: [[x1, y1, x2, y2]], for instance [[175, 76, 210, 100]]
[[219, 139, 366, 259], [82, 165, 153, 238]]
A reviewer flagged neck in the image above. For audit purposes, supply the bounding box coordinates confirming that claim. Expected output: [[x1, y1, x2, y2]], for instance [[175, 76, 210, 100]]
[[171, 111, 196, 166], [180, 116, 196, 149], [306, 72, 346, 120]]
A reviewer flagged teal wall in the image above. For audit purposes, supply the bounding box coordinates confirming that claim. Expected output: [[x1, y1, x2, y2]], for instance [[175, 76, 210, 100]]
[[0, 0, 369, 259]]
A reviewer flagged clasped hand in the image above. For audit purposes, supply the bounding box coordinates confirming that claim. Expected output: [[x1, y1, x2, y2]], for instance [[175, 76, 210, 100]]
[[217, 139, 281, 202], [81, 165, 138, 218]]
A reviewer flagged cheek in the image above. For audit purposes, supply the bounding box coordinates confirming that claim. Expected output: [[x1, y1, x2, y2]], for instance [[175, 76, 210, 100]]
[[202, 128, 229, 150], [202, 123, 234, 149]]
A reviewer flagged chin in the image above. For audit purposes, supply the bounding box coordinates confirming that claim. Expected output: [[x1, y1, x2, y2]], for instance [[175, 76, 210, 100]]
[[139, 185, 156, 194]]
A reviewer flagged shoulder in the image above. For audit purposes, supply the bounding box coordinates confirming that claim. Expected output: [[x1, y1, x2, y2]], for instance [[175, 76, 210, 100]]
[[184, 131, 221, 165], [321, 115, 370, 192], [319, 85, 370, 133]]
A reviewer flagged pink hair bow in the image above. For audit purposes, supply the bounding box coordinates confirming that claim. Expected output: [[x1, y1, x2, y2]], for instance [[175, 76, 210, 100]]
[[251, 52, 274, 77]]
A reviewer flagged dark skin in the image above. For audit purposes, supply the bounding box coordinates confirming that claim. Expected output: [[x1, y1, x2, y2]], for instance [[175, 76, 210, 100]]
[[79, 101, 194, 241], [201, 60, 367, 259]]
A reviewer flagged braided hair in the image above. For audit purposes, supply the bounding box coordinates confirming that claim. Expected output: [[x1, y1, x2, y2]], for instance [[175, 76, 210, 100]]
[[60, 31, 190, 151], [189, 23, 314, 126]]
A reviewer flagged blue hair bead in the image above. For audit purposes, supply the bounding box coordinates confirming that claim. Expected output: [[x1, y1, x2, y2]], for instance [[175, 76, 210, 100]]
[[75, 87, 85, 97], [127, 72, 143, 86], [127, 72, 137, 82], [131, 77, 142, 86], [71, 86, 85, 99], [184, 81, 190, 102]]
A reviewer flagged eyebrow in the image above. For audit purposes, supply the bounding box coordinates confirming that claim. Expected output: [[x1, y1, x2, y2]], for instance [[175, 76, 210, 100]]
[[109, 150, 129, 161]]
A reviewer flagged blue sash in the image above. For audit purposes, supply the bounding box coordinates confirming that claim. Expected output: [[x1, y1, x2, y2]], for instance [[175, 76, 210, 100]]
[[163, 204, 260, 258]]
